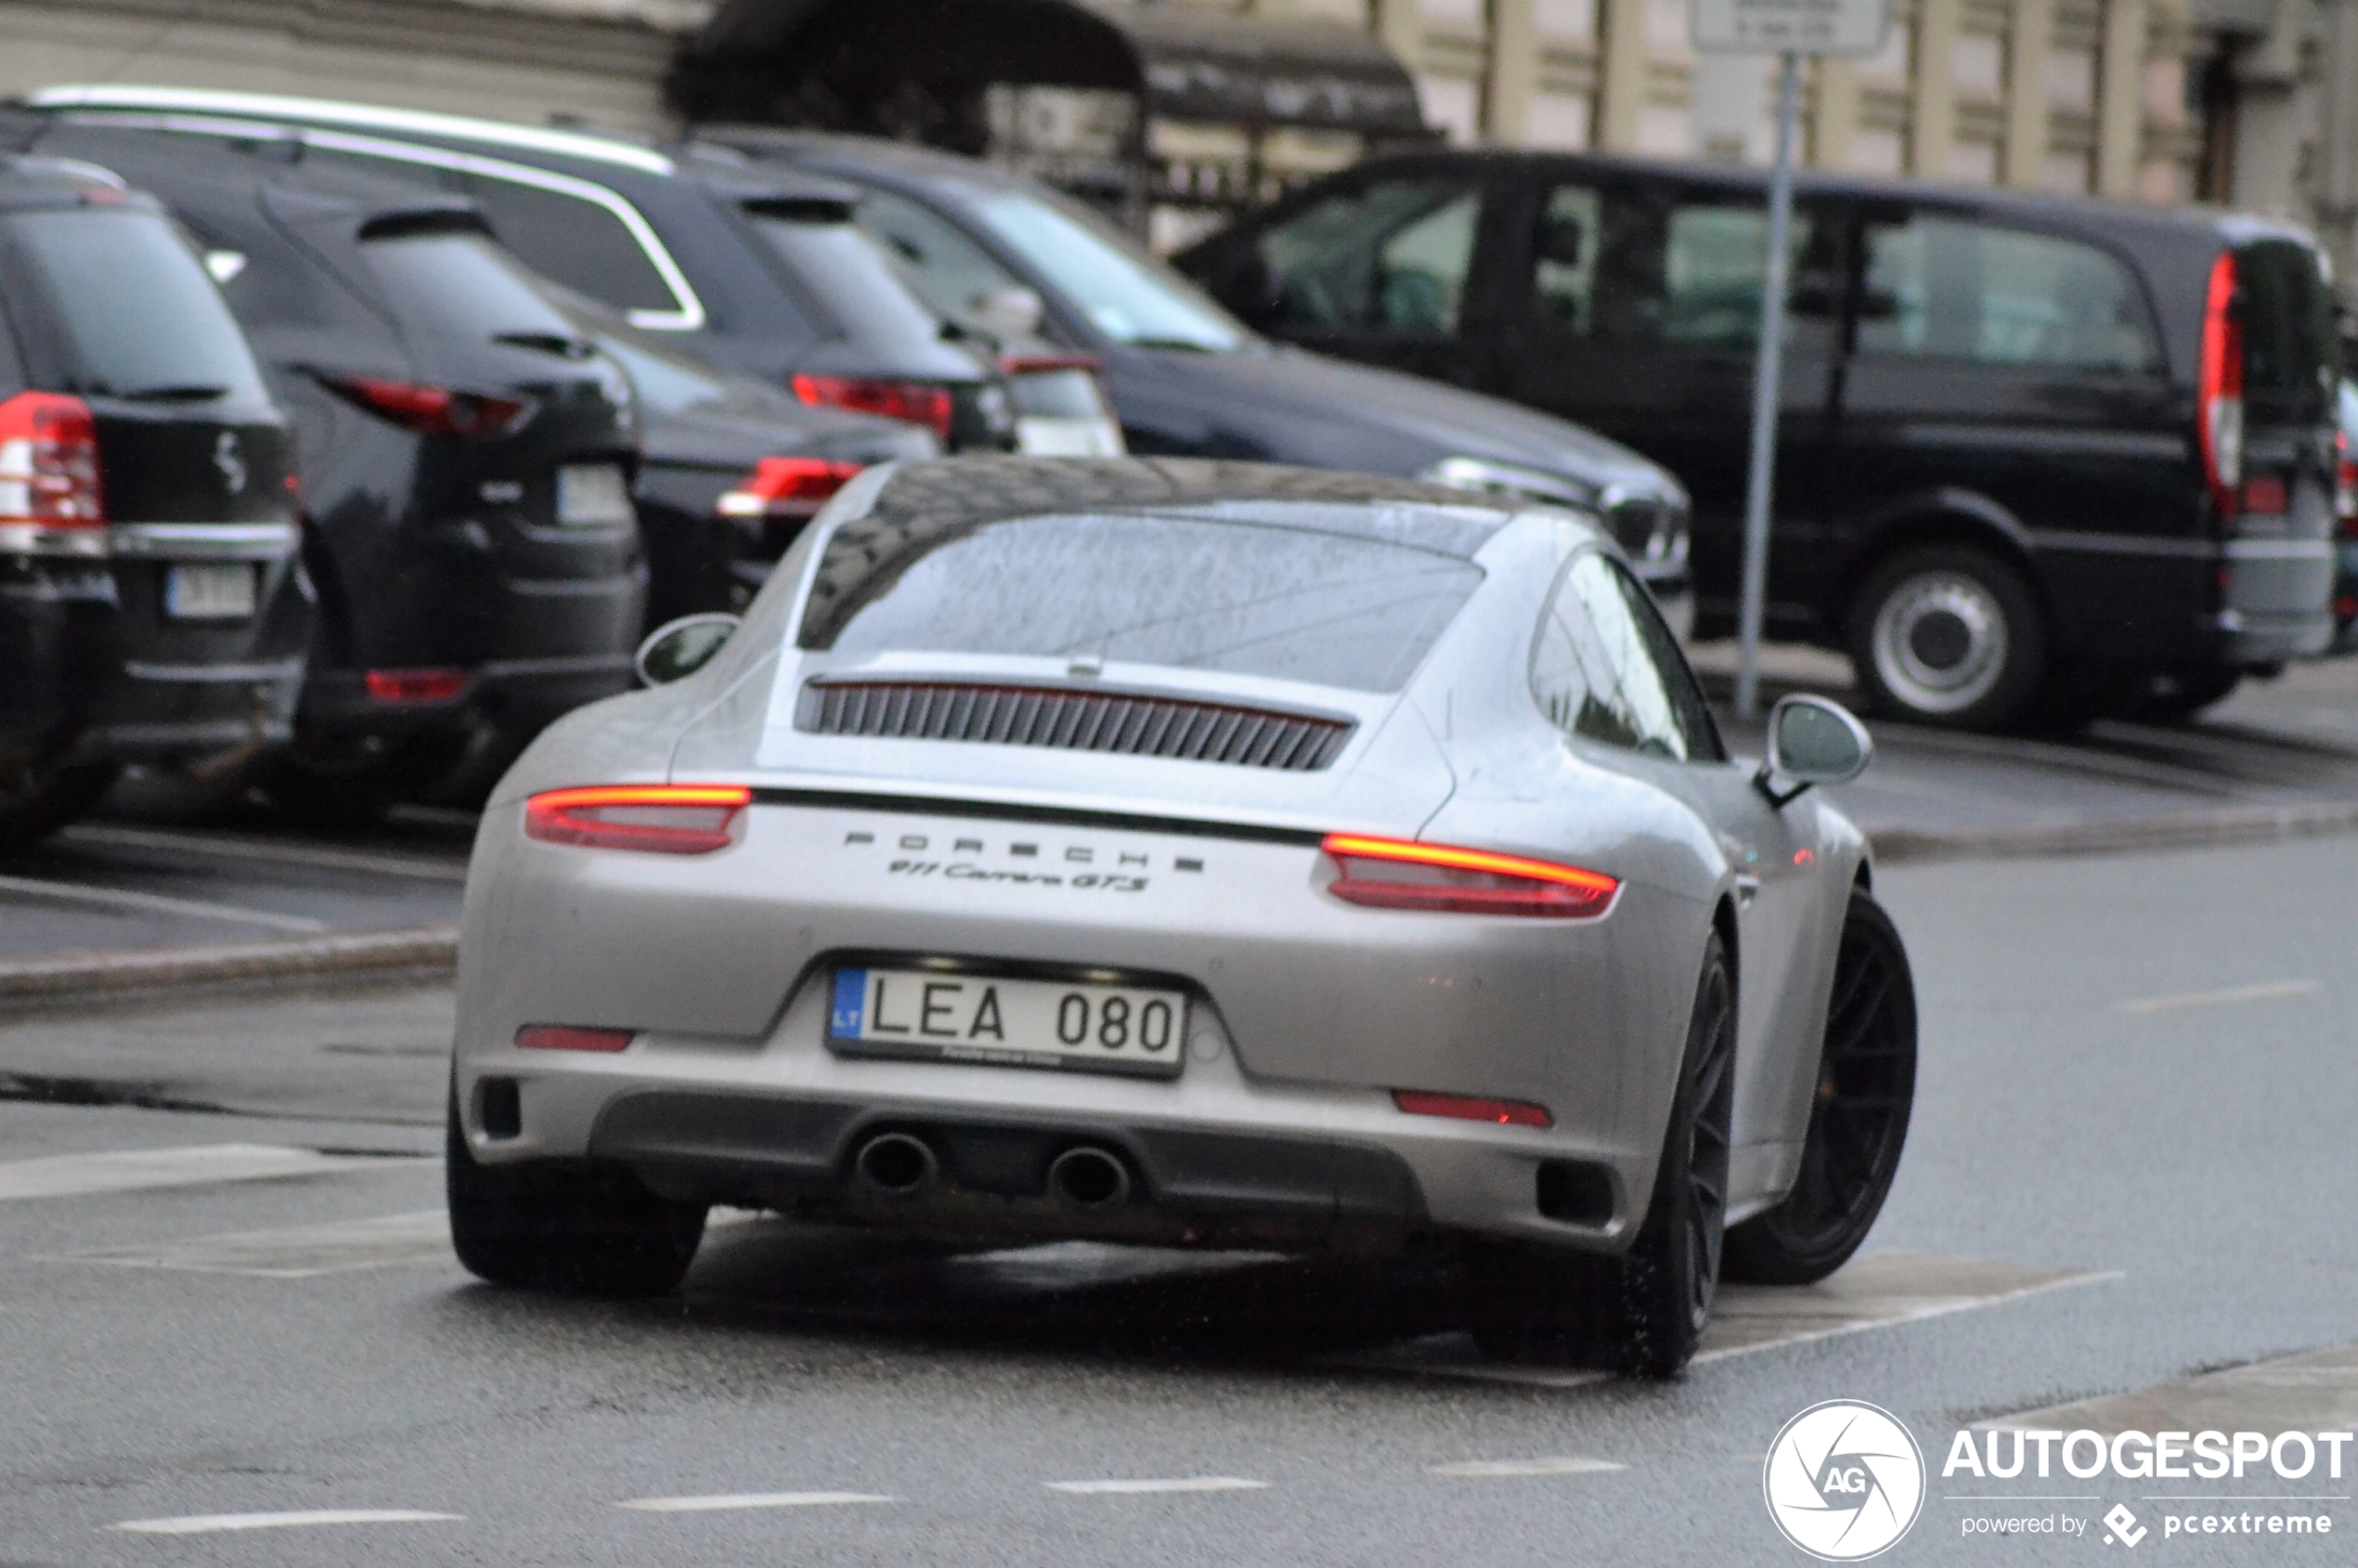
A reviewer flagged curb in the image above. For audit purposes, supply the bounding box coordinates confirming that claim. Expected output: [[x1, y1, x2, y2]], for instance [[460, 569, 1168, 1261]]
[[1870, 799, 2358, 865], [0, 925, 460, 1004]]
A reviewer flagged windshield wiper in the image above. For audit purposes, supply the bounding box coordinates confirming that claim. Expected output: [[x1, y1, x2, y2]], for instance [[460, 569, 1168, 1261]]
[[112, 383, 229, 402]]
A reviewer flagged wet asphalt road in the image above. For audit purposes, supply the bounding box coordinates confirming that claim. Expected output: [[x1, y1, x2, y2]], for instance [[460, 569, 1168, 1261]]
[[0, 833, 2350, 1564]]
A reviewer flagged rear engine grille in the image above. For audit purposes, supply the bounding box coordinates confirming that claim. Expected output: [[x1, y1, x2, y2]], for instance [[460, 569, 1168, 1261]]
[[797, 680, 1353, 771]]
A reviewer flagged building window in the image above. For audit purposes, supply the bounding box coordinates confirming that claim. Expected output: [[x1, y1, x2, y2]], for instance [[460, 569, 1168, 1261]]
[[1851, 127, 1907, 175], [1953, 33, 2005, 101], [1535, 0, 1598, 43], [1416, 75, 1483, 144], [2049, 46, 2098, 114], [1948, 140, 2000, 184], [1527, 91, 1594, 149], [2041, 149, 2093, 195]]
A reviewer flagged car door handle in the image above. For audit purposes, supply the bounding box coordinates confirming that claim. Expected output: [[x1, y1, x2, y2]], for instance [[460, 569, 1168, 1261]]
[[1734, 875, 1761, 908]]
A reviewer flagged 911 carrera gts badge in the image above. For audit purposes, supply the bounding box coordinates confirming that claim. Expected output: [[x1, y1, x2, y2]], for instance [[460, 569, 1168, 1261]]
[[843, 828, 1203, 889]]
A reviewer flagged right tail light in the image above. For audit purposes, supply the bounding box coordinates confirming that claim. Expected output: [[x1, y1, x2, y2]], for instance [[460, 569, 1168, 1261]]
[[716, 456, 862, 521], [791, 375, 954, 442], [321, 374, 534, 440], [524, 784, 752, 854], [2336, 431, 2357, 539], [2197, 252, 2244, 520], [1321, 833, 1619, 919], [0, 390, 106, 552]]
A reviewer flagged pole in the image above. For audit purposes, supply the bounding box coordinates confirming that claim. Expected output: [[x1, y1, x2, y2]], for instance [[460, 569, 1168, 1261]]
[[1734, 49, 1800, 720]]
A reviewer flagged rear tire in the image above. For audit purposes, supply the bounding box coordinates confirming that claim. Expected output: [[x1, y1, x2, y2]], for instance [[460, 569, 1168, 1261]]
[[1723, 893, 1916, 1286], [1846, 545, 2045, 732], [1468, 934, 1735, 1377], [0, 758, 119, 852], [446, 1094, 705, 1298]]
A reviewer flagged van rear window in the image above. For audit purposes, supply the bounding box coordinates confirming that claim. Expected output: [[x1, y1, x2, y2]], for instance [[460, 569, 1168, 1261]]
[[1, 207, 271, 405], [2235, 240, 2338, 418]]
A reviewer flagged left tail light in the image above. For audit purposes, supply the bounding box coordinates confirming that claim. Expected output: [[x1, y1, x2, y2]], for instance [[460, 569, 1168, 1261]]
[[1321, 833, 1619, 919], [0, 391, 105, 551], [2196, 252, 2244, 520], [717, 456, 863, 520], [524, 784, 752, 854], [792, 374, 954, 441]]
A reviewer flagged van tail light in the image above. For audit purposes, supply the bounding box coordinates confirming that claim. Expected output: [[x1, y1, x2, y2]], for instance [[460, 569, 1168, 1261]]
[[791, 374, 954, 441], [1321, 833, 1619, 919], [2197, 252, 2244, 518], [514, 1025, 634, 1053], [1393, 1090, 1553, 1127], [322, 374, 534, 439], [2239, 473, 2289, 515], [716, 456, 862, 520], [524, 784, 752, 854], [0, 391, 106, 551]]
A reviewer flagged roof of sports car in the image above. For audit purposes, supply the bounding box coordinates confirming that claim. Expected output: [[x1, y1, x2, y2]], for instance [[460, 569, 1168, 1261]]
[[798, 456, 1521, 649]]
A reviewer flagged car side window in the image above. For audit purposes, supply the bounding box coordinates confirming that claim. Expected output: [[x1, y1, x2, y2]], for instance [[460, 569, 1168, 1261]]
[[1531, 183, 1820, 350], [461, 176, 678, 317], [1856, 214, 2159, 374], [1532, 551, 1723, 762], [1255, 176, 1482, 334]]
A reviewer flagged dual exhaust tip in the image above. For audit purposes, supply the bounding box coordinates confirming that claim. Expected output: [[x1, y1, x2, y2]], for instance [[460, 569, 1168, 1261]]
[[851, 1132, 1132, 1210]]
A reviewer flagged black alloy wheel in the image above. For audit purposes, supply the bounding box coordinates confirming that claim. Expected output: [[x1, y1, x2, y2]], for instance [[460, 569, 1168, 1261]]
[[1465, 933, 1735, 1378], [1723, 892, 1917, 1286]]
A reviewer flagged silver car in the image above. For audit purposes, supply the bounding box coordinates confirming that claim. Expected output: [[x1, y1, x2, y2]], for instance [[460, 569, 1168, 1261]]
[[448, 457, 1916, 1376]]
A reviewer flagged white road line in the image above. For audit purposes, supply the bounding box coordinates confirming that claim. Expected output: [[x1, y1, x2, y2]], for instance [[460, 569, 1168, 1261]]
[[615, 1492, 894, 1513], [59, 823, 469, 883], [111, 1510, 461, 1535], [0, 1143, 421, 1202], [51, 1211, 450, 1277], [1045, 1478, 1269, 1496], [1431, 1458, 1626, 1478], [2118, 978, 2319, 1015], [0, 872, 324, 933]]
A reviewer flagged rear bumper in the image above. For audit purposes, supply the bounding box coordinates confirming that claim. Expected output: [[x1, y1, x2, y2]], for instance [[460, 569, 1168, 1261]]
[[2221, 537, 2336, 666]]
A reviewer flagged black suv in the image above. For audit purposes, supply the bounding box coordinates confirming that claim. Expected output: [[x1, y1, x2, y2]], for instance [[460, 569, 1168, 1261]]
[[23, 123, 649, 819], [30, 88, 1017, 456], [1180, 151, 2344, 728], [0, 152, 306, 847]]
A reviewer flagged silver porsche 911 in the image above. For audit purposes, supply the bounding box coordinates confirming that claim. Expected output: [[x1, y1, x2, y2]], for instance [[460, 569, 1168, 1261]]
[[447, 457, 1917, 1376]]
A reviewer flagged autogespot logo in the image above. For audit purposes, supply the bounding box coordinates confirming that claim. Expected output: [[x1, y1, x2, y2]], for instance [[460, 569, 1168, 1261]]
[[1765, 1400, 1927, 1561]]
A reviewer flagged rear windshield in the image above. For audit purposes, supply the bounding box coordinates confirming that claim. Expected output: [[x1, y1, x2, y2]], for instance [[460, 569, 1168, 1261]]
[[747, 214, 950, 353], [1, 207, 271, 405], [2237, 239, 2339, 419], [810, 512, 1482, 693], [361, 230, 578, 343]]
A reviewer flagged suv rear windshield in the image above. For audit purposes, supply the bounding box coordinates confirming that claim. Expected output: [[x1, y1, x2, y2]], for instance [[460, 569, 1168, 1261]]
[[2236, 239, 2338, 420], [1, 206, 271, 405], [361, 228, 579, 343], [746, 212, 952, 354], [811, 512, 1482, 693]]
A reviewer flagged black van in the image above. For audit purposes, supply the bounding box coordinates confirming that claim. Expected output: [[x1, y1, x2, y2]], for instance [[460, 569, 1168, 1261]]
[[1179, 152, 2343, 729], [22, 124, 649, 820], [0, 152, 307, 847]]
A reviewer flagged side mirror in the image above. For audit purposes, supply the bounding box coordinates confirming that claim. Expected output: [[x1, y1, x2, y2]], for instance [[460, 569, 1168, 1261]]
[[634, 612, 740, 687], [1754, 694, 1873, 807]]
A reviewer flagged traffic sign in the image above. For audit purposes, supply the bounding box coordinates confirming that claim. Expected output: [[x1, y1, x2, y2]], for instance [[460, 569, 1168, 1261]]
[[1692, 0, 1886, 56]]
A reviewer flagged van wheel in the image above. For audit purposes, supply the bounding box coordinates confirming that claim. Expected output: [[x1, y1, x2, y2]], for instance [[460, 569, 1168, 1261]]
[[0, 758, 119, 852], [1724, 893, 1915, 1286], [1847, 546, 2045, 731], [1467, 935, 1733, 1377], [447, 1094, 705, 1298]]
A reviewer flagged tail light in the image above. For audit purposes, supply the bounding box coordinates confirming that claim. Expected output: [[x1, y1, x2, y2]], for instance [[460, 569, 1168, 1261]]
[[0, 391, 105, 550], [1321, 833, 1619, 919], [322, 375, 534, 439], [524, 784, 751, 854], [2239, 474, 2288, 515], [1393, 1090, 1553, 1128], [716, 456, 862, 520], [791, 374, 954, 441], [366, 667, 466, 704], [2337, 432, 2357, 538], [515, 1025, 633, 1053], [2197, 252, 2244, 519]]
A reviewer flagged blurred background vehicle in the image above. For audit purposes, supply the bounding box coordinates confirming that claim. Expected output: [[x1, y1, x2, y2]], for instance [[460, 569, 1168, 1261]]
[[0, 151, 307, 849], [541, 286, 938, 627], [1178, 151, 2344, 730], [28, 89, 1031, 458], [687, 128, 1696, 603], [18, 122, 648, 824]]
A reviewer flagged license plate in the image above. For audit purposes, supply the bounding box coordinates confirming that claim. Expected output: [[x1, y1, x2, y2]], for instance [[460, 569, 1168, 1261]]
[[555, 463, 632, 525], [163, 564, 256, 620], [828, 966, 1187, 1078]]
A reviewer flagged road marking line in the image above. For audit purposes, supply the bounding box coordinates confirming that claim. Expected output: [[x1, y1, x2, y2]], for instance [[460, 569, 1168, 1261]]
[[1431, 1458, 1626, 1478], [615, 1492, 894, 1513], [51, 1211, 450, 1277], [2118, 978, 2319, 1015], [0, 872, 325, 933], [0, 1143, 421, 1202], [58, 823, 469, 882], [1981, 1341, 2358, 1435], [1045, 1478, 1268, 1496], [111, 1510, 461, 1535]]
